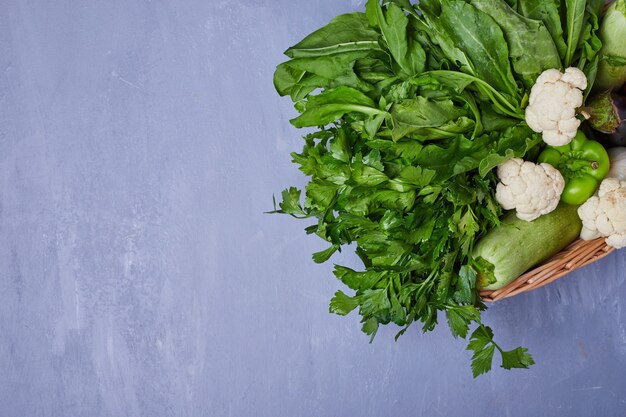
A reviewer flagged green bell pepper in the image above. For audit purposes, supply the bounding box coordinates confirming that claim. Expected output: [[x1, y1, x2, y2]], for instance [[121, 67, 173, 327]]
[[537, 131, 610, 205]]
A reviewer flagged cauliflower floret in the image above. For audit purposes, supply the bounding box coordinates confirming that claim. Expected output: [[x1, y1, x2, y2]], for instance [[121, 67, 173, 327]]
[[496, 158, 565, 222], [525, 67, 588, 146], [577, 178, 626, 249]]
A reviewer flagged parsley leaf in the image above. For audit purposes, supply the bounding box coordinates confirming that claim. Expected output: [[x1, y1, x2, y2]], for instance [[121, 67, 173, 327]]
[[471, 344, 496, 377], [467, 326, 497, 377], [329, 290, 360, 315], [446, 305, 480, 338], [467, 324, 535, 377], [277, 187, 307, 217], [501, 347, 536, 370]]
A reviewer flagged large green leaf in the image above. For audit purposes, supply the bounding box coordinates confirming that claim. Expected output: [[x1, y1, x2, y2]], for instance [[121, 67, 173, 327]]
[[517, 0, 567, 61], [564, 0, 586, 67], [274, 63, 330, 100], [423, 70, 523, 119], [285, 13, 382, 58], [390, 97, 473, 140], [290, 86, 386, 128], [471, 0, 562, 88], [366, 0, 426, 78], [420, 0, 520, 100]]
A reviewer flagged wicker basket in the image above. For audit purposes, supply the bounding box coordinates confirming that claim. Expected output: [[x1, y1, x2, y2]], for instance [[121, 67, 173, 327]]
[[480, 238, 615, 302]]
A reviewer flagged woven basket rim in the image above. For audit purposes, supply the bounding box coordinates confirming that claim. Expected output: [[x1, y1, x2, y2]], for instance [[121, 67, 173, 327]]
[[480, 238, 615, 302]]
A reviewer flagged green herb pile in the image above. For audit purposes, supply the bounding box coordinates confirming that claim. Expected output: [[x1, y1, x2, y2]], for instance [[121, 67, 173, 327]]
[[272, 0, 604, 376]]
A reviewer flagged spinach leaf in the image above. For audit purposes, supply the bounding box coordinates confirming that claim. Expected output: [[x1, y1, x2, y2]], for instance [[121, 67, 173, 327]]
[[274, 12, 390, 100], [366, 0, 426, 78], [517, 0, 567, 61], [274, 63, 333, 101], [564, 0, 586, 67], [290, 86, 386, 128], [577, 2, 602, 66], [577, 7, 602, 95], [419, 0, 520, 102], [424, 70, 523, 119], [471, 0, 562, 88], [390, 97, 472, 141], [284, 52, 377, 90], [285, 13, 381, 58], [274, 63, 309, 97]]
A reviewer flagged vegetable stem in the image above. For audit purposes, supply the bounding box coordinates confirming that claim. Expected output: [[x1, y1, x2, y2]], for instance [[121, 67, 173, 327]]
[[426, 70, 524, 119]]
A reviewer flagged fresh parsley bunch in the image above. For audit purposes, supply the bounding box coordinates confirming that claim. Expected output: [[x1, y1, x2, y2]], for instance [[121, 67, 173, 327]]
[[272, 0, 602, 376]]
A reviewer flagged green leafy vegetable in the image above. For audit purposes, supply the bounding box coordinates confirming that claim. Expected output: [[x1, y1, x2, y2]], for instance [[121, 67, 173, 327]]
[[565, 0, 587, 67], [517, 0, 568, 60], [290, 86, 385, 128], [271, 0, 603, 377], [285, 13, 381, 58], [366, 0, 426, 78], [470, 0, 562, 88], [389, 96, 473, 140], [419, 0, 520, 101], [467, 325, 535, 377]]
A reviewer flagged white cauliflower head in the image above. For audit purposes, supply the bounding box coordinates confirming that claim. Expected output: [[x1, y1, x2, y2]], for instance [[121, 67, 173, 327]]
[[496, 158, 565, 222], [525, 67, 588, 146], [577, 178, 626, 249]]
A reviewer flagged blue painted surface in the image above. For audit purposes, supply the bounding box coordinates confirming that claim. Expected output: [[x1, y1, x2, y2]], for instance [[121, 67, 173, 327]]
[[1, 1, 625, 416]]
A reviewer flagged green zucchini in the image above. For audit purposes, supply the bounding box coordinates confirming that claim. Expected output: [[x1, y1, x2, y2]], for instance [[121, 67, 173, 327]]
[[474, 204, 583, 291]]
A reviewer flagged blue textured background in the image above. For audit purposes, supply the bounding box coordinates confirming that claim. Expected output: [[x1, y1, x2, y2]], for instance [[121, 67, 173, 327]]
[[1, 1, 625, 416]]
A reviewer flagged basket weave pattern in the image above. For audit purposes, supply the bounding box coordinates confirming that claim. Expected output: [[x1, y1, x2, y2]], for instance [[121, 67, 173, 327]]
[[480, 238, 615, 302]]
